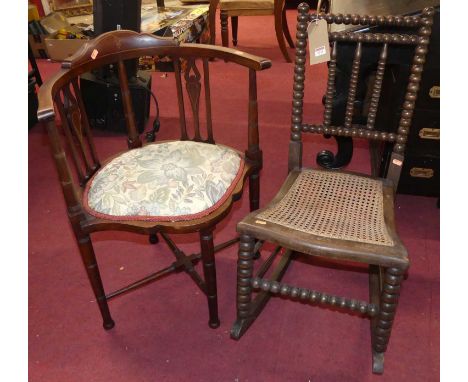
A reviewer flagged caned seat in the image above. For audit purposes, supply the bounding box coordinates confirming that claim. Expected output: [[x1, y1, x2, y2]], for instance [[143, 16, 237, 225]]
[[239, 169, 408, 269]]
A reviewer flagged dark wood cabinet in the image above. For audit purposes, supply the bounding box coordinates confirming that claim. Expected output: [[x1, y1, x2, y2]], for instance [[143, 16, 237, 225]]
[[376, 9, 440, 196]]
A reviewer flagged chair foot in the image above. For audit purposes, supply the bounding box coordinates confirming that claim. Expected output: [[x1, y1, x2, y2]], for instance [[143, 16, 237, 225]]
[[149, 233, 159, 244], [209, 318, 221, 329], [103, 319, 116, 330], [78, 234, 115, 330], [230, 320, 242, 339], [230, 317, 251, 339], [372, 351, 385, 374]]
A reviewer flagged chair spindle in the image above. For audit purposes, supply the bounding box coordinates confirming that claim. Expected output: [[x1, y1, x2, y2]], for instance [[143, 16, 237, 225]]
[[117, 60, 142, 149], [62, 86, 93, 176], [71, 78, 100, 169], [344, 42, 362, 129], [366, 43, 388, 130], [203, 58, 214, 143], [55, 91, 86, 185], [323, 41, 338, 127], [174, 58, 189, 140]]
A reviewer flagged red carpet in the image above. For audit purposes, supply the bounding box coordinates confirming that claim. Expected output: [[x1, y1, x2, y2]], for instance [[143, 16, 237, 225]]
[[29, 10, 439, 381]]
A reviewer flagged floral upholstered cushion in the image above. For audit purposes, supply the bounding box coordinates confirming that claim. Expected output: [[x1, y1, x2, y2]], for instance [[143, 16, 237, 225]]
[[83, 141, 244, 221]]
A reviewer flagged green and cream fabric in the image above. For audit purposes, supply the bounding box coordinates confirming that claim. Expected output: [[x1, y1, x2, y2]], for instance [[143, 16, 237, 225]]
[[84, 141, 243, 221]]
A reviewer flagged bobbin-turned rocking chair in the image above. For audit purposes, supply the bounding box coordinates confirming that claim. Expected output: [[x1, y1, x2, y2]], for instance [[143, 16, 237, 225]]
[[231, 3, 434, 373], [37, 30, 271, 330]]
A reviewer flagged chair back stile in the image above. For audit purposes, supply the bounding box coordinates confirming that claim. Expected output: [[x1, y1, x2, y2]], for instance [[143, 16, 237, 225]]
[[289, 3, 434, 188]]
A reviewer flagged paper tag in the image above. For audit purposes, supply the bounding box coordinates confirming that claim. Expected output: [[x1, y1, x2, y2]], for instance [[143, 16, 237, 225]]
[[91, 49, 99, 60], [307, 19, 330, 65], [392, 159, 403, 166]]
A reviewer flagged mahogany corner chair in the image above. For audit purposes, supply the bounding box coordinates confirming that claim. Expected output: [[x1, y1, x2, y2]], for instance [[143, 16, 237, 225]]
[[209, 0, 294, 62], [230, 3, 434, 373], [37, 30, 271, 330]]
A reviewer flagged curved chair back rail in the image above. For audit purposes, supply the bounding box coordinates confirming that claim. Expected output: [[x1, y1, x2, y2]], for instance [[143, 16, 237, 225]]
[[38, 30, 271, 121]]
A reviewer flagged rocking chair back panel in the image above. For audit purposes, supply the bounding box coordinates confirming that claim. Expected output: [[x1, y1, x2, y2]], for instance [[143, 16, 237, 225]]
[[289, 5, 435, 186]]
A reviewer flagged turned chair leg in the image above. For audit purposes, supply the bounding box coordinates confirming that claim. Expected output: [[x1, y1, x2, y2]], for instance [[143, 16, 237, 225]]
[[221, 11, 229, 47], [249, 171, 260, 212], [200, 229, 220, 328], [248, 171, 261, 259], [231, 16, 238, 46], [282, 5, 295, 48], [231, 234, 256, 337], [274, 1, 292, 62], [77, 234, 115, 330], [149, 233, 159, 244], [371, 267, 405, 374]]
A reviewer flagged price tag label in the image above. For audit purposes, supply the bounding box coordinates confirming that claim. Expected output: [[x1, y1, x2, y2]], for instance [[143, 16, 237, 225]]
[[307, 18, 330, 65]]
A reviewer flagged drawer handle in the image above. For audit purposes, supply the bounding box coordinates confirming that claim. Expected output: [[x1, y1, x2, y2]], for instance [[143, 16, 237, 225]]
[[419, 128, 440, 140], [429, 86, 440, 98], [410, 167, 434, 179]]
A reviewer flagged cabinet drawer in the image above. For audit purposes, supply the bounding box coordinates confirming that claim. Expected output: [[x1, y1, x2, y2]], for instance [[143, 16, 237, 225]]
[[397, 154, 439, 197], [415, 66, 440, 110], [407, 108, 440, 155]]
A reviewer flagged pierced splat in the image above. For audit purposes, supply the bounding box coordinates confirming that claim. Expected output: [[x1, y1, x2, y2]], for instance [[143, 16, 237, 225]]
[[174, 58, 214, 143], [184, 58, 203, 142]]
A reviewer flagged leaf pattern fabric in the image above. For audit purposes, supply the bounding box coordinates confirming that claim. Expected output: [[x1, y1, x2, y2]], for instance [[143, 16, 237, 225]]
[[84, 141, 243, 221]]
